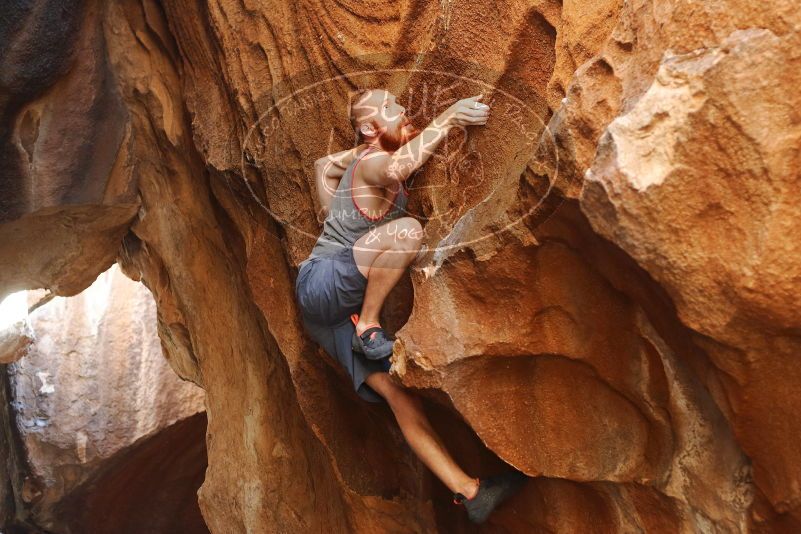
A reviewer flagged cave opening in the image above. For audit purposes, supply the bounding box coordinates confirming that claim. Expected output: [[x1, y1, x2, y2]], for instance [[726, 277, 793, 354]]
[[0, 264, 209, 533]]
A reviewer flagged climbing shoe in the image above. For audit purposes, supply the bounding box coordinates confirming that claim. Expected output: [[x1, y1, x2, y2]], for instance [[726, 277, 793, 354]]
[[453, 470, 527, 524], [352, 324, 395, 360]]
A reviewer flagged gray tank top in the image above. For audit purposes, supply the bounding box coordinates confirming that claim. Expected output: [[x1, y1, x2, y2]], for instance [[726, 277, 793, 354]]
[[300, 146, 410, 268]]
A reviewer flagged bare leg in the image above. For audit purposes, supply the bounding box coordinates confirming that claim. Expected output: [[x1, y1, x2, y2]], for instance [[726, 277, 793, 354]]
[[365, 372, 480, 498], [352, 217, 423, 335], [357, 220, 477, 497]]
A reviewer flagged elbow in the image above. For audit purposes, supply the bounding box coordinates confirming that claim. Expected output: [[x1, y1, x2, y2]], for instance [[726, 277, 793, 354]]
[[314, 159, 329, 180], [317, 205, 329, 224]]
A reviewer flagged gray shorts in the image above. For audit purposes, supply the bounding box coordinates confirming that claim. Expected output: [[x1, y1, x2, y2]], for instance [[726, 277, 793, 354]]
[[295, 246, 391, 403]]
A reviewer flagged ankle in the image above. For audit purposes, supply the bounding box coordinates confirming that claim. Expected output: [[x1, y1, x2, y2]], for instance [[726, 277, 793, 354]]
[[356, 320, 381, 336], [459, 477, 480, 500]]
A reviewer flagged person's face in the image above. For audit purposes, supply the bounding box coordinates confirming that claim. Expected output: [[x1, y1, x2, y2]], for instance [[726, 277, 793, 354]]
[[357, 90, 418, 152]]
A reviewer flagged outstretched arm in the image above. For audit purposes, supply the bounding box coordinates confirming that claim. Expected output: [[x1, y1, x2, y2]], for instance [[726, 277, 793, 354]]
[[358, 94, 490, 187], [314, 143, 368, 222]]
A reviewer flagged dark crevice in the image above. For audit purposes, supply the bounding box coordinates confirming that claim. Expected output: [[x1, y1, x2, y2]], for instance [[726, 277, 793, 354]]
[[53, 412, 209, 534], [0, 363, 47, 532]]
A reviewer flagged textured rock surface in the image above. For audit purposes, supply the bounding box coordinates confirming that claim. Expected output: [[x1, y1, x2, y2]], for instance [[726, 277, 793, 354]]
[[581, 25, 801, 531], [0, 265, 206, 532], [0, 0, 798, 532]]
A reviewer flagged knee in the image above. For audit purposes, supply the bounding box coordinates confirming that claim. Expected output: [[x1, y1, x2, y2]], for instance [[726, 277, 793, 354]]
[[381, 380, 407, 407], [386, 386, 424, 419], [391, 217, 424, 251], [365, 371, 404, 402]]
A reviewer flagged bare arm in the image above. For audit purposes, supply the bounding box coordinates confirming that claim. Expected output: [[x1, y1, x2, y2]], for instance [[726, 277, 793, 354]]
[[359, 94, 490, 187], [314, 143, 368, 222]]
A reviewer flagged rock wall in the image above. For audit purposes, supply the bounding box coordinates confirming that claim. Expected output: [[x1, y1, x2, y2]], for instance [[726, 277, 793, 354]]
[[0, 0, 799, 532], [0, 264, 206, 532]]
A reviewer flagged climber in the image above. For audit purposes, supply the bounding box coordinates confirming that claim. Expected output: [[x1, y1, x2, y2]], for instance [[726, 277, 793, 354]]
[[295, 88, 526, 524]]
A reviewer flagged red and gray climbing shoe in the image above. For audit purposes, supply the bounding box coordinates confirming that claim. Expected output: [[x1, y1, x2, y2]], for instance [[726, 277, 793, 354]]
[[350, 314, 394, 360], [453, 471, 527, 524]]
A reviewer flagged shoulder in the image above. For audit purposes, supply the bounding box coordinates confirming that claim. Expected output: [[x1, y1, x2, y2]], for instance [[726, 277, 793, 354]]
[[341, 143, 370, 167], [355, 149, 395, 186], [316, 143, 370, 170], [347, 143, 368, 161]]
